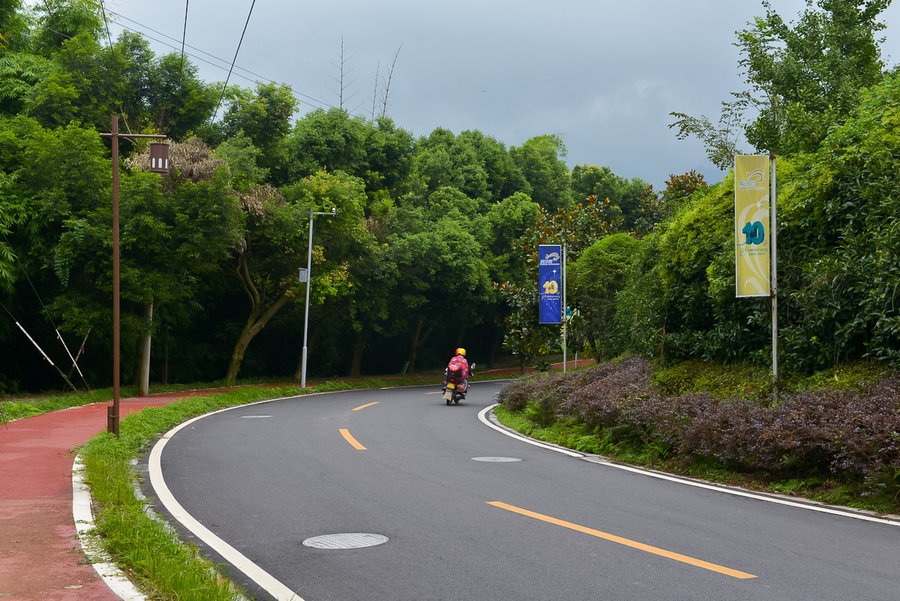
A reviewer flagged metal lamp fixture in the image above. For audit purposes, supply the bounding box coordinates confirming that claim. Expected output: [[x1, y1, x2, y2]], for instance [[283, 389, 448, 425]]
[[148, 142, 170, 173]]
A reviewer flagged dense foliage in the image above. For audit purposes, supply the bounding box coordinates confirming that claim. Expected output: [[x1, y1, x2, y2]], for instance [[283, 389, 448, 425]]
[[1, 0, 898, 395], [671, 0, 892, 165]]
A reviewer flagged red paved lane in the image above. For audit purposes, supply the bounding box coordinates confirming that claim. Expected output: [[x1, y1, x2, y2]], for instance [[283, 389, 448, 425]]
[[0, 397, 176, 600]]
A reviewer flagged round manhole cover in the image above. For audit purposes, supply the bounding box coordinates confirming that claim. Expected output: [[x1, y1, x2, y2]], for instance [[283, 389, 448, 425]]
[[471, 456, 523, 462], [302, 533, 389, 550]]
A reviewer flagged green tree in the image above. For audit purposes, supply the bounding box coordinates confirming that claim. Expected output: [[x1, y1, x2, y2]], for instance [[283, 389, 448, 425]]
[[572, 233, 640, 358], [613, 177, 769, 364], [122, 139, 242, 390], [143, 50, 219, 139], [382, 204, 491, 373], [344, 236, 394, 377], [283, 107, 368, 181], [778, 72, 900, 369], [570, 164, 648, 228], [670, 0, 892, 160], [510, 134, 571, 210], [282, 109, 414, 210], [224, 170, 367, 384], [499, 198, 620, 368], [214, 131, 268, 189], [410, 128, 528, 205], [739, 0, 890, 155], [0, 2, 52, 117], [31, 0, 102, 57], [485, 192, 540, 252], [410, 128, 490, 204], [634, 170, 708, 236], [222, 82, 298, 174], [42, 137, 242, 392], [0, 175, 16, 291], [23, 28, 217, 134]]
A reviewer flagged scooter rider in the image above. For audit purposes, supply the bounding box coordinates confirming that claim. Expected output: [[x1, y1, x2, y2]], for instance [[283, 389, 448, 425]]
[[443, 347, 470, 392]]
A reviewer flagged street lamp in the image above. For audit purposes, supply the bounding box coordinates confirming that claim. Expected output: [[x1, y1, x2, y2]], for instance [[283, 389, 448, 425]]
[[300, 207, 337, 387], [100, 115, 169, 437]]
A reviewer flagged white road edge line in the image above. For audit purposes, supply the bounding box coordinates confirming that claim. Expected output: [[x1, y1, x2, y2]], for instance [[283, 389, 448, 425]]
[[149, 402, 307, 601], [72, 455, 146, 601], [478, 403, 900, 528]]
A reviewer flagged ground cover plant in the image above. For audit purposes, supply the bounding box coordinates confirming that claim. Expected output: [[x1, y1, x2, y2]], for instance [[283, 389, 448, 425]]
[[496, 357, 900, 514]]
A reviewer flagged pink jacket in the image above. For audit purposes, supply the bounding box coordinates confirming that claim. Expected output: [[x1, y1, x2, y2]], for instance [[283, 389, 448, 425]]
[[447, 355, 469, 378]]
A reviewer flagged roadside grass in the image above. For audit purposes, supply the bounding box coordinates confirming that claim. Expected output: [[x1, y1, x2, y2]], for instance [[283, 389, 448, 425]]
[[79, 384, 313, 600]]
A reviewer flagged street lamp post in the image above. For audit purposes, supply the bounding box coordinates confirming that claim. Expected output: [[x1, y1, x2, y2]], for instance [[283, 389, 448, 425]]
[[100, 115, 168, 437], [300, 207, 336, 388]]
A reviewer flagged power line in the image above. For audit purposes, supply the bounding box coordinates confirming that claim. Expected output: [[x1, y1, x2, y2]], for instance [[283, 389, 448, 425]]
[[110, 12, 331, 109], [180, 0, 189, 72], [211, 0, 257, 121], [95, 0, 134, 133], [97, 0, 115, 50]]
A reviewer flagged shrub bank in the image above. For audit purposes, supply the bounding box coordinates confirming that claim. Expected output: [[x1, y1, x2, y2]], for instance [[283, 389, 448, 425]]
[[497, 357, 900, 512]]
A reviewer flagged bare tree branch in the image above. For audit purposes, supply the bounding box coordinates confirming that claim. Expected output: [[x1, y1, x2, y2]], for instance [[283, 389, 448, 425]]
[[380, 45, 402, 119]]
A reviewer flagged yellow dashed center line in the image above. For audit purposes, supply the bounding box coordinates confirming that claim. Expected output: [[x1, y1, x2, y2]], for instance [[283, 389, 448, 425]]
[[340, 428, 367, 450], [352, 402, 380, 411], [487, 501, 757, 580]]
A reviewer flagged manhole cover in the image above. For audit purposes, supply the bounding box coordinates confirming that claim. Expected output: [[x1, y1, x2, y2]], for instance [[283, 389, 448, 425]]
[[471, 456, 523, 462], [302, 533, 389, 550]]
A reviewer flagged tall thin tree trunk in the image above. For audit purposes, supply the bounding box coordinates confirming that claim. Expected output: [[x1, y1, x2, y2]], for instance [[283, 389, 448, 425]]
[[406, 316, 435, 375], [225, 292, 292, 385], [349, 330, 367, 378], [226, 252, 295, 385], [138, 303, 153, 396], [226, 326, 253, 385]]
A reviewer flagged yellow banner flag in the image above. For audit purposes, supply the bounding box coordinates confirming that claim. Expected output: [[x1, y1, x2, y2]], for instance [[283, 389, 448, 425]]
[[735, 156, 770, 297]]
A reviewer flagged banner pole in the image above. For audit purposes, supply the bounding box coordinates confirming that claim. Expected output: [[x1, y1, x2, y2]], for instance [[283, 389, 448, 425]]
[[770, 154, 778, 396], [562, 243, 567, 374]]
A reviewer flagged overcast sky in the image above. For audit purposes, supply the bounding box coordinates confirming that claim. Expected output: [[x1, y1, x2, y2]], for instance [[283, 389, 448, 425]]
[[92, 0, 900, 189]]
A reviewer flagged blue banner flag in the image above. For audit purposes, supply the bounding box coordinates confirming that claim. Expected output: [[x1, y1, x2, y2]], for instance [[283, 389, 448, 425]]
[[538, 245, 562, 324]]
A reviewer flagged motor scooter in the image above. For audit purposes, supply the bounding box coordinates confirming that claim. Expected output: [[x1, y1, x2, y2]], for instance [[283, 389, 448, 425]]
[[442, 362, 475, 405]]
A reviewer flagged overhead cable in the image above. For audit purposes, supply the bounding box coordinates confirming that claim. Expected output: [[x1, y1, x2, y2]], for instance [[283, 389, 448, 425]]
[[111, 12, 331, 109], [211, 0, 258, 121], [181, 0, 189, 71]]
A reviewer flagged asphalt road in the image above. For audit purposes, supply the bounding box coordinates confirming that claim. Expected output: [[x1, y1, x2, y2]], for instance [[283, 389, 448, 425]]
[[143, 382, 900, 601]]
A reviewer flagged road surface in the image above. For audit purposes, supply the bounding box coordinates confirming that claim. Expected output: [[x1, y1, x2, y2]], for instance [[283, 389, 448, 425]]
[[142, 382, 900, 601]]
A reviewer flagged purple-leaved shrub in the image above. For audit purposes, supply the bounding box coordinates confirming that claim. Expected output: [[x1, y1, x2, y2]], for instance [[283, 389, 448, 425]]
[[498, 358, 900, 487]]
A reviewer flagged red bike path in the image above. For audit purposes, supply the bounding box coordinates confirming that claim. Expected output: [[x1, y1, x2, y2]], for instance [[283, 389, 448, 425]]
[[0, 362, 590, 600], [0, 392, 207, 601]]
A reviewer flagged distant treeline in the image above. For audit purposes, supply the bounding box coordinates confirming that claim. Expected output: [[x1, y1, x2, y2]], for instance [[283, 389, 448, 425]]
[[0, 0, 897, 393]]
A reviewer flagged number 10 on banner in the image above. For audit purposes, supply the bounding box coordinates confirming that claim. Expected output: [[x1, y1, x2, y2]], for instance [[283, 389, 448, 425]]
[[735, 156, 771, 297]]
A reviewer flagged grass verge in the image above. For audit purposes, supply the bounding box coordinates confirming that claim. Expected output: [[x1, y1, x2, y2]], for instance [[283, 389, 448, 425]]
[[79, 384, 315, 600]]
